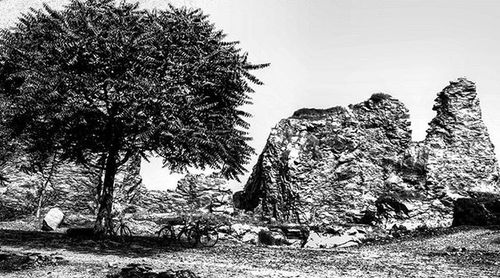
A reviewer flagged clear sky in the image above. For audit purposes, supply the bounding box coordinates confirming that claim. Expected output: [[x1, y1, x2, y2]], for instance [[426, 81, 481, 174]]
[[2, 0, 500, 191]]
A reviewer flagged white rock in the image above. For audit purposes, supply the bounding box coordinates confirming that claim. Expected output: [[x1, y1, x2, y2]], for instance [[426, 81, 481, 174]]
[[303, 231, 323, 248], [304, 231, 358, 249], [42, 208, 64, 231], [241, 232, 258, 244], [231, 223, 251, 236]]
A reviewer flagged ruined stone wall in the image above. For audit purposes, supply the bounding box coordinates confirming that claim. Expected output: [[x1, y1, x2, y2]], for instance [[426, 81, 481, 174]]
[[424, 79, 499, 193], [0, 150, 232, 218], [0, 154, 142, 216], [235, 78, 500, 230]]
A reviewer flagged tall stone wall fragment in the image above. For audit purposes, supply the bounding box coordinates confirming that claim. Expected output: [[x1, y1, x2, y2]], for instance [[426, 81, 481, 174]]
[[235, 78, 500, 230]]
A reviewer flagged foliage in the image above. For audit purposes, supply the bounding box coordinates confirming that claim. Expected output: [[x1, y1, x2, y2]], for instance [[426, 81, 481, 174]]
[[0, 0, 267, 179], [0, 0, 268, 232], [175, 173, 232, 213]]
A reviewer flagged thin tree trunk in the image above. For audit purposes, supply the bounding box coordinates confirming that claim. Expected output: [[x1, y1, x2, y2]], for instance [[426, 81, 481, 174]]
[[94, 146, 118, 236], [35, 155, 58, 218], [94, 154, 106, 215], [35, 188, 45, 218]]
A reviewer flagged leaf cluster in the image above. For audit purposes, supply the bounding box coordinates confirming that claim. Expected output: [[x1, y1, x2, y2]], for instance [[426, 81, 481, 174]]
[[0, 0, 268, 180]]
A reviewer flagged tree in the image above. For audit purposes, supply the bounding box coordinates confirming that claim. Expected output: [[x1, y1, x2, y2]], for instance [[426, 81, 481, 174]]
[[33, 153, 60, 218], [176, 173, 232, 213], [0, 133, 11, 186], [0, 0, 268, 235]]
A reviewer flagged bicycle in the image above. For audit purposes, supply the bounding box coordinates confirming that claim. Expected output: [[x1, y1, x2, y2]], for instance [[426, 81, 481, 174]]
[[177, 219, 219, 248], [157, 217, 185, 244], [110, 218, 132, 242]]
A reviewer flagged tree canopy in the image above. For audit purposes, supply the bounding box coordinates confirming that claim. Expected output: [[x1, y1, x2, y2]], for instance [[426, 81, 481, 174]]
[[0, 0, 268, 233]]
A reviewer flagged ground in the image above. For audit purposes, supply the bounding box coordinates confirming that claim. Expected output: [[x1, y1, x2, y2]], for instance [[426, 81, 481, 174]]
[[0, 221, 499, 278]]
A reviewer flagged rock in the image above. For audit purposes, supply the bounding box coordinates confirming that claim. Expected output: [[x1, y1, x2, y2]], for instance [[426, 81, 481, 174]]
[[107, 264, 199, 278], [303, 231, 360, 249], [229, 223, 271, 245], [241, 232, 258, 244], [42, 208, 64, 231], [230, 223, 252, 236], [0, 252, 67, 271], [235, 78, 500, 233], [257, 229, 288, 246], [452, 192, 500, 226], [303, 231, 323, 248]]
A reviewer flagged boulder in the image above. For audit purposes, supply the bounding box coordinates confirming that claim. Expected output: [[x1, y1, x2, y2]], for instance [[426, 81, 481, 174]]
[[303, 231, 360, 249], [452, 192, 500, 226], [42, 208, 64, 231], [230, 223, 253, 236], [107, 264, 199, 278], [235, 78, 500, 232], [257, 229, 288, 246], [241, 232, 259, 244]]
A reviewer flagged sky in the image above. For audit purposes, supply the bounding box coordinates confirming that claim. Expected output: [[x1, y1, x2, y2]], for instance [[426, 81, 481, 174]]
[[1, 0, 500, 191]]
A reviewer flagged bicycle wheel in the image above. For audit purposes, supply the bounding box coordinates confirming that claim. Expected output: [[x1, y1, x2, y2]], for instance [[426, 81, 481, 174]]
[[178, 227, 197, 248], [158, 226, 175, 242], [199, 228, 219, 247]]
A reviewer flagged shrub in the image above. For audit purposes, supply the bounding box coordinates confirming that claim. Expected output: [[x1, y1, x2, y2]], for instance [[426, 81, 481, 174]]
[[370, 93, 392, 103]]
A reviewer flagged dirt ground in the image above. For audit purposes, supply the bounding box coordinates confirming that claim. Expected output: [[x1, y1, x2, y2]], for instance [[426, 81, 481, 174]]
[[0, 222, 499, 278]]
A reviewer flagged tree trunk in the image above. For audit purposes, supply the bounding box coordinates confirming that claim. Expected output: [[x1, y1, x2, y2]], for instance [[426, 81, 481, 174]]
[[35, 187, 45, 219], [93, 154, 106, 215], [35, 155, 58, 218], [94, 146, 118, 236]]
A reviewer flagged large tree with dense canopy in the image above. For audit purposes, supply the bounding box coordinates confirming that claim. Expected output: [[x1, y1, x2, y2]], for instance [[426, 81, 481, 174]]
[[0, 0, 268, 234]]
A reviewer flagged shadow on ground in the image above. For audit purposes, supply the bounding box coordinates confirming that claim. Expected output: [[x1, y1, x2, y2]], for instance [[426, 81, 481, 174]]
[[0, 229, 187, 258]]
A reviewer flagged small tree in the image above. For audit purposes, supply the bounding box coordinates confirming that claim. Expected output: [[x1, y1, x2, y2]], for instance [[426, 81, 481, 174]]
[[33, 153, 60, 218], [176, 173, 232, 213], [0, 0, 268, 234]]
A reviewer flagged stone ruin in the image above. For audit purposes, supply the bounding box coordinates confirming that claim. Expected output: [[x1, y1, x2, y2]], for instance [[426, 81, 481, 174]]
[[0, 151, 232, 219], [2, 77, 499, 238], [0, 153, 143, 217], [234, 78, 500, 230]]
